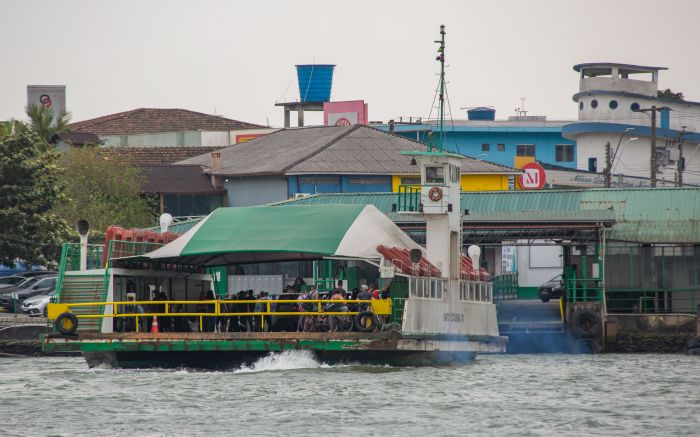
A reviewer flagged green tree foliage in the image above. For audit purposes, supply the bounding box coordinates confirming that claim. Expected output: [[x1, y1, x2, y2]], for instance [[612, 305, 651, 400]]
[[657, 88, 684, 101], [25, 105, 71, 144], [0, 128, 69, 266], [53, 147, 155, 240]]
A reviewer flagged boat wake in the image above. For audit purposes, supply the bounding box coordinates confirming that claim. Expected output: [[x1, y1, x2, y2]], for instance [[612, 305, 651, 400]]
[[234, 351, 328, 374]]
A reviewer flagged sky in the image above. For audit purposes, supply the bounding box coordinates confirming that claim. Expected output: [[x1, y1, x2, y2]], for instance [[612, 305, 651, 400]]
[[2, 0, 700, 128]]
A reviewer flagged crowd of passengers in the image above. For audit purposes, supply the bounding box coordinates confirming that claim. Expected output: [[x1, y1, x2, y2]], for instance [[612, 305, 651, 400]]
[[117, 280, 386, 333]]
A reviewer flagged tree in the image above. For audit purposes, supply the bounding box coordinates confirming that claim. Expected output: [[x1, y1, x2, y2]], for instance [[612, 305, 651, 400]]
[[25, 105, 71, 144], [0, 127, 69, 267], [53, 147, 155, 240], [657, 88, 684, 101]]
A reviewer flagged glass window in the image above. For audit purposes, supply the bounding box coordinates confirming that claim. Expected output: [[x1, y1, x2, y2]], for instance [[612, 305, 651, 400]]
[[482, 143, 490, 152], [516, 144, 536, 157], [425, 166, 445, 184], [401, 176, 421, 185], [497, 144, 505, 152], [591, 99, 598, 109], [579, 101, 584, 111], [555, 144, 574, 162], [631, 102, 640, 112], [609, 100, 618, 110], [588, 157, 598, 172]]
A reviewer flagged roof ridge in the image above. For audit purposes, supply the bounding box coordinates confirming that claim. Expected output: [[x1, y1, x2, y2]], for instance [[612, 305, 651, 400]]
[[281, 125, 361, 173], [69, 108, 145, 131]]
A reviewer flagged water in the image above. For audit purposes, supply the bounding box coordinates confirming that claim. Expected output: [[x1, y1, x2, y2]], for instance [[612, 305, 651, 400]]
[[1, 353, 698, 436]]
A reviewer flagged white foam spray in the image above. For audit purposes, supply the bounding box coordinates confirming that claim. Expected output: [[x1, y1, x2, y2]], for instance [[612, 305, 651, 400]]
[[234, 350, 329, 374]]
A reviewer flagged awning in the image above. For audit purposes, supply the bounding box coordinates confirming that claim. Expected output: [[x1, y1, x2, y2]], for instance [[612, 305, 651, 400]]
[[126, 204, 423, 267]]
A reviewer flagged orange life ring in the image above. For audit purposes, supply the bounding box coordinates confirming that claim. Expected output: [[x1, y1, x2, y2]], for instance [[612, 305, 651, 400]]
[[428, 186, 443, 201]]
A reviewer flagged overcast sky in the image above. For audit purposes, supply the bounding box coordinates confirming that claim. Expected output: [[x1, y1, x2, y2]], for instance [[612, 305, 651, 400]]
[[2, 0, 699, 128]]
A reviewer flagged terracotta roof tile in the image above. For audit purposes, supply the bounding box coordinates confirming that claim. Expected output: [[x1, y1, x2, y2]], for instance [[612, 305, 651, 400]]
[[97, 146, 222, 167], [68, 108, 263, 135]]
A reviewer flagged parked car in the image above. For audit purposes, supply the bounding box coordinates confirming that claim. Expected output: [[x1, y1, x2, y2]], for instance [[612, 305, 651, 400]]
[[0, 276, 28, 290], [0, 275, 58, 312], [538, 274, 563, 303], [20, 291, 56, 317]]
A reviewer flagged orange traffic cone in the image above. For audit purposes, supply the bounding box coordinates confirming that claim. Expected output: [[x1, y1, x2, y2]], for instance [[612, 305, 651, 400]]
[[151, 315, 159, 333]]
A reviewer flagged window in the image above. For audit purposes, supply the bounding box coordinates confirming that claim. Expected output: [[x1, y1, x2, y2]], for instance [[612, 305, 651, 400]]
[[630, 102, 640, 112], [588, 157, 598, 172], [425, 166, 445, 184], [497, 143, 505, 152], [401, 176, 421, 185], [579, 101, 584, 111], [609, 100, 618, 110], [591, 99, 598, 109], [555, 144, 574, 162], [482, 143, 490, 152], [516, 144, 536, 157], [348, 177, 389, 185]]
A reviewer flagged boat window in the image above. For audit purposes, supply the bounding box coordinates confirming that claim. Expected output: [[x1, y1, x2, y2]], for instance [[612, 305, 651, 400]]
[[425, 166, 445, 184]]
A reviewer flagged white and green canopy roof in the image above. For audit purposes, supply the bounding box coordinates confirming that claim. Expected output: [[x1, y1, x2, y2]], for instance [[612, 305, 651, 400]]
[[133, 205, 423, 267]]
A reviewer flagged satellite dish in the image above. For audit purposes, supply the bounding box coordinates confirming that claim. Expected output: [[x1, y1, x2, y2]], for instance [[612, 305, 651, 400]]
[[76, 219, 90, 237], [159, 213, 173, 234], [409, 248, 423, 264]]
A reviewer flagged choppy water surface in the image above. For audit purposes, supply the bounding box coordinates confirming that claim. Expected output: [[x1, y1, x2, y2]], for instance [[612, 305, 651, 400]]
[[1, 353, 698, 436]]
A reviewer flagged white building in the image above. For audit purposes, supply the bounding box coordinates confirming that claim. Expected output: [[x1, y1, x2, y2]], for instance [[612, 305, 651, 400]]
[[563, 63, 700, 187]]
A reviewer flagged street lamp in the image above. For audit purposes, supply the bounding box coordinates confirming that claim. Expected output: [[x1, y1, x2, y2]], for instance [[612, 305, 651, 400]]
[[611, 137, 638, 176], [605, 127, 634, 188]]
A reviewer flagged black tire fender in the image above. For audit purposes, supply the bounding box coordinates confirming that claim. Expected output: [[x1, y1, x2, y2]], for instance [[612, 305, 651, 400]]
[[55, 312, 79, 335], [570, 309, 601, 338], [354, 311, 376, 332], [571, 338, 602, 354]]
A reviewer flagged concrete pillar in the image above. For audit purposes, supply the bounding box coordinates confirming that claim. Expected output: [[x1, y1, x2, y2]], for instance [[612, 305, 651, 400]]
[[298, 108, 304, 127], [284, 108, 291, 128]]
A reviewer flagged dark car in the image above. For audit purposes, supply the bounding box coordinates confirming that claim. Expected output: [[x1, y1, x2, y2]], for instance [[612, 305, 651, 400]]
[[270, 293, 302, 332], [0, 275, 58, 312], [0, 276, 28, 290], [538, 274, 563, 303]]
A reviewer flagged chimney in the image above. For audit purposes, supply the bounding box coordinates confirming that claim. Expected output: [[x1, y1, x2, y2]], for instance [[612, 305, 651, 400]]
[[388, 119, 395, 134], [211, 152, 222, 172]]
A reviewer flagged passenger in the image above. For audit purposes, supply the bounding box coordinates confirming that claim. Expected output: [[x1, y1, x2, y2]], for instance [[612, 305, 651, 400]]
[[171, 304, 187, 332], [256, 291, 271, 332], [369, 283, 380, 300], [200, 290, 217, 332], [124, 292, 145, 332], [332, 280, 346, 298], [154, 289, 169, 332], [297, 290, 309, 332], [357, 285, 373, 311]]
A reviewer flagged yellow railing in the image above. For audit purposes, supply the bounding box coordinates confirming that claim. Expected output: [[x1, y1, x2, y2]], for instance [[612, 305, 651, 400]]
[[48, 299, 392, 332]]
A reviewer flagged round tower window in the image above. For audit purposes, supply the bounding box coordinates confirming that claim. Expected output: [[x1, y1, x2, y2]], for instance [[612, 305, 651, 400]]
[[591, 99, 598, 109], [609, 100, 618, 109], [631, 102, 640, 112], [579, 101, 584, 111]]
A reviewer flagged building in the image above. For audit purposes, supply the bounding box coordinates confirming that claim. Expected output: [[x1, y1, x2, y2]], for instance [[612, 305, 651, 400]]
[[373, 109, 577, 170], [67, 108, 276, 147], [97, 147, 226, 217], [562, 63, 700, 186], [177, 125, 520, 207]]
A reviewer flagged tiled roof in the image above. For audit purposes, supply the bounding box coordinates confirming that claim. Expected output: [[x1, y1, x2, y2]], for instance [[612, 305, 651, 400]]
[[52, 132, 101, 146], [140, 165, 223, 194], [97, 146, 222, 167], [67, 108, 263, 135], [177, 125, 519, 177]]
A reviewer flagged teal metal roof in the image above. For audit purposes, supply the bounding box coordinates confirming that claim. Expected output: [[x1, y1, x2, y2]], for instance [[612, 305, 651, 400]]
[[274, 188, 700, 243]]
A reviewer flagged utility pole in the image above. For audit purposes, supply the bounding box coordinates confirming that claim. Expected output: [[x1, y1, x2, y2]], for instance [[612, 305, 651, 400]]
[[604, 141, 612, 188], [635, 106, 670, 188], [677, 126, 687, 187]]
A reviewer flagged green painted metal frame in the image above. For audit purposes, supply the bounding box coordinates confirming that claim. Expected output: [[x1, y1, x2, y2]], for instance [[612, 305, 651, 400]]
[[397, 185, 421, 212]]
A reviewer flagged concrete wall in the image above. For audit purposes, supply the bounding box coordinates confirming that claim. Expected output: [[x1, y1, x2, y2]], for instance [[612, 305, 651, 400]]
[[225, 176, 288, 207], [606, 313, 697, 352], [516, 242, 562, 297], [102, 131, 203, 147]]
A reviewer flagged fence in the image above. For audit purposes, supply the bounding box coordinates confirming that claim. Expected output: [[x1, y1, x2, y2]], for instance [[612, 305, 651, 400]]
[[492, 273, 518, 300]]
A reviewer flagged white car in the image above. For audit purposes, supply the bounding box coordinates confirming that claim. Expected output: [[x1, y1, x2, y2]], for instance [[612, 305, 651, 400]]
[[20, 292, 55, 317]]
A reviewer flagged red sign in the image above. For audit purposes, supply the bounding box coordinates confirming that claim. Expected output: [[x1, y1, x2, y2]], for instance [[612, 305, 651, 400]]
[[518, 162, 546, 190]]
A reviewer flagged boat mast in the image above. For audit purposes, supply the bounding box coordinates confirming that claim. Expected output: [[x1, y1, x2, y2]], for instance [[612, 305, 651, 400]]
[[435, 24, 446, 153]]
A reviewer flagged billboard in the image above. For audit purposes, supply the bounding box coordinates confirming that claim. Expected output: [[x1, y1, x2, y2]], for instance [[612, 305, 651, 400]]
[[323, 100, 368, 126], [27, 85, 66, 126]]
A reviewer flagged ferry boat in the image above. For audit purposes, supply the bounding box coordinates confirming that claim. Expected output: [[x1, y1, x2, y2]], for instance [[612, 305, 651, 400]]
[[43, 26, 507, 367]]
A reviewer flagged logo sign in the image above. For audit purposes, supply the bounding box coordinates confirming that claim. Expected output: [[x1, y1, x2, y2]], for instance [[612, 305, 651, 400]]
[[518, 162, 546, 190]]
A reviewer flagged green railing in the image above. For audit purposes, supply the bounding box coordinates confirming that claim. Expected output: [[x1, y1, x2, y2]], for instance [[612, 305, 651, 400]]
[[391, 297, 406, 325], [397, 185, 421, 212], [606, 288, 700, 314], [566, 278, 602, 303], [492, 273, 518, 300]]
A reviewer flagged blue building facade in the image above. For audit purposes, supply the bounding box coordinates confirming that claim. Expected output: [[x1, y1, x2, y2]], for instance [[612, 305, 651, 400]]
[[374, 119, 577, 169]]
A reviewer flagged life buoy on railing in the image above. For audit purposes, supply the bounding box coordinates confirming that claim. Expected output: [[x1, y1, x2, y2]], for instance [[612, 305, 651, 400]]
[[428, 187, 443, 202]]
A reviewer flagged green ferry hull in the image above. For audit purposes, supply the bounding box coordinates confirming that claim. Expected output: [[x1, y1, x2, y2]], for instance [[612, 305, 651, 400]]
[[44, 332, 506, 369]]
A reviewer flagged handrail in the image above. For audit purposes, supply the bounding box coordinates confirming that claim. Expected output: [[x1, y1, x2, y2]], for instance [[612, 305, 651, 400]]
[[397, 185, 421, 212]]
